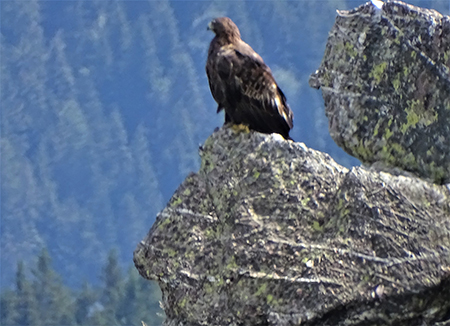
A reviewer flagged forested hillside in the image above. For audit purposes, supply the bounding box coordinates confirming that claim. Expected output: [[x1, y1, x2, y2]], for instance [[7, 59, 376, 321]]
[[1, 0, 448, 310], [1, 249, 164, 325]]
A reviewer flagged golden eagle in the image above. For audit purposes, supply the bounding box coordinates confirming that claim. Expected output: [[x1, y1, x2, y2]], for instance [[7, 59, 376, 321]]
[[206, 17, 294, 140]]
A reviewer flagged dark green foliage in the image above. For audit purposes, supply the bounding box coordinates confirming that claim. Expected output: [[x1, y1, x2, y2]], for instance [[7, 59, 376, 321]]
[[11, 261, 40, 326], [119, 268, 164, 326], [2, 2, 448, 324], [96, 249, 124, 325], [32, 249, 76, 325], [74, 282, 98, 325], [1, 289, 19, 326], [0, 249, 164, 326]]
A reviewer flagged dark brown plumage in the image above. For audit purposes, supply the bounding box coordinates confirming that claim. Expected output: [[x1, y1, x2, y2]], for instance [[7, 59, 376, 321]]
[[206, 17, 294, 139]]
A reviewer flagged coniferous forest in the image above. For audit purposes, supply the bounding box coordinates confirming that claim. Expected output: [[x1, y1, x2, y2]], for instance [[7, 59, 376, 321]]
[[1, 0, 448, 325], [1, 249, 164, 325]]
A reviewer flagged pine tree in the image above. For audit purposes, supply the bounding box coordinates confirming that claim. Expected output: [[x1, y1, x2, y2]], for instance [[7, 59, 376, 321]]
[[1, 288, 18, 325], [32, 249, 75, 325], [98, 249, 124, 325], [119, 267, 165, 325], [14, 261, 40, 325], [142, 279, 166, 325], [74, 281, 99, 325]]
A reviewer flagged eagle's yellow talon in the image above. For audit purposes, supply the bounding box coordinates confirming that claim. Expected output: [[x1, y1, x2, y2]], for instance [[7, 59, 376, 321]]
[[231, 124, 250, 134]]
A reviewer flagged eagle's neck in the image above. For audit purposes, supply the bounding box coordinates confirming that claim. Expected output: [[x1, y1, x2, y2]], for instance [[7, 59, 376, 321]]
[[215, 32, 241, 46]]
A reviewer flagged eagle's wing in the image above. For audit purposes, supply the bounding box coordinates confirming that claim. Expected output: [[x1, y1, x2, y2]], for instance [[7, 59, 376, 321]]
[[213, 41, 293, 137], [206, 60, 224, 113]]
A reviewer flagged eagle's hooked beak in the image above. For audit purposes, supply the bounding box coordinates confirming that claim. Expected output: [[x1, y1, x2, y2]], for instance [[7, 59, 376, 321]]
[[207, 21, 214, 31]]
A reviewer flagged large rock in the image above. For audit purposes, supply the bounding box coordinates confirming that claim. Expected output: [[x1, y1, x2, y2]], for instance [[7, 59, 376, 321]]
[[134, 1, 450, 324], [134, 127, 450, 325], [309, 0, 450, 184]]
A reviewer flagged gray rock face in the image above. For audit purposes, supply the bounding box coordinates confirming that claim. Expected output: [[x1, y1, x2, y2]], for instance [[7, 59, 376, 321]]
[[309, 0, 450, 184], [134, 127, 450, 325], [134, 1, 450, 324]]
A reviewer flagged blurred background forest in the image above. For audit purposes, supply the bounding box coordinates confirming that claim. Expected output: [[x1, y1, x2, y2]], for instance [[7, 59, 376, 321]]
[[1, 0, 449, 324]]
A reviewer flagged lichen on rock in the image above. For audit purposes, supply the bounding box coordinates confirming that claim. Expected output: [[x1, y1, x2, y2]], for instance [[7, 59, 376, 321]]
[[309, 0, 450, 184], [134, 127, 450, 325], [134, 1, 450, 324]]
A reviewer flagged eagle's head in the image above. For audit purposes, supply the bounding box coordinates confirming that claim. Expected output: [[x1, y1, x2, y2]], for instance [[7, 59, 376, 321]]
[[207, 17, 241, 40]]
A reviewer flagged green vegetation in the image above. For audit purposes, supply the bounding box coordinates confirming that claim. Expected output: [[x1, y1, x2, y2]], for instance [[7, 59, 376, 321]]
[[2, 1, 448, 324], [1, 249, 165, 326]]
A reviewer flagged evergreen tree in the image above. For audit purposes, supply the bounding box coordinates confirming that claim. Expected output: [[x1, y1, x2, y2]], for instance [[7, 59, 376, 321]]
[[118, 267, 165, 325], [32, 249, 75, 325], [97, 249, 124, 325], [1, 251, 166, 326], [14, 261, 40, 326], [74, 281, 98, 325], [1, 288, 18, 326], [143, 280, 165, 325]]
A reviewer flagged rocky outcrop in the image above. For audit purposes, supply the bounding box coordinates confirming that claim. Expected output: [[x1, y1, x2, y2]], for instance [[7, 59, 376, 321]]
[[309, 0, 450, 184], [134, 127, 450, 325], [134, 1, 450, 325]]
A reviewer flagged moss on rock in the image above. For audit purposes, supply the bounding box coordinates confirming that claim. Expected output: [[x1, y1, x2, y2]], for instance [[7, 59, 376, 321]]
[[309, 0, 450, 184]]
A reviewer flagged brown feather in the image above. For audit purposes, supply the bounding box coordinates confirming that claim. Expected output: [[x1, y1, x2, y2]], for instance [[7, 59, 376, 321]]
[[206, 17, 294, 139]]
